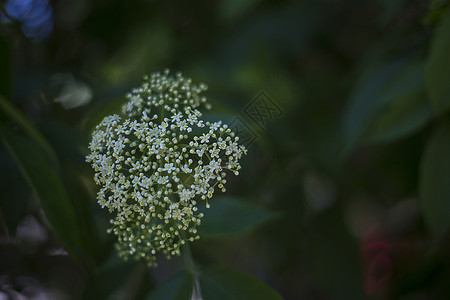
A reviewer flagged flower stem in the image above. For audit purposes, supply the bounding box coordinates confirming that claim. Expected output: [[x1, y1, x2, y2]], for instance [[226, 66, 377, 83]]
[[181, 240, 196, 272], [180, 235, 202, 299]]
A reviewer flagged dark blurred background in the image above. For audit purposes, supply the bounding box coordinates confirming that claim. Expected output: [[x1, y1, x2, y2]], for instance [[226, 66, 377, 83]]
[[1, 0, 450, 299]]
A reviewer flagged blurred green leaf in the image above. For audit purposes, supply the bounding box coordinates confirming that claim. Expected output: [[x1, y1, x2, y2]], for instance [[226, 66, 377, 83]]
[[430, 0, 449, 8], [0, 96, 58, 164], [0, 36, 11, 99], [198, 196, 279, 238], [0, 96, 100, 267], [101, 24, 173, 84], [38, 120, 102, 266], [0, 154, 30, 236], [219, 0, 261, 22], [82, 252, 140, 299], [425, 10, 450, 114], [214, 1, 322, 68], [0, 128, 83, 260], [145, 271, 193, 300], [377, 0, 407, 25], [199, 266, 283, 300], [366, 92, 430, 143], [342, 60, 406, 153], [365, 62, 431, 143], [425, 1, 449, 26], [305, 208, 365, 300], [419, 119, 450, 240], [82, 94, 127, 134]]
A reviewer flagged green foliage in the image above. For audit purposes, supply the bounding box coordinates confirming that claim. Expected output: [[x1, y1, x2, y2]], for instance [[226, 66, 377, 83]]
[[0, 128, 83, 261], [430, 0, 449, 9], [419, 119, 450, 240], [199, 266, 283, 300], [341, 4, 450, 245], [377, 0, 407, 25], [83, 254, 143, 299], [426, 10, 450, 114], [342, 59, 406, 152], [219, 0, 262, 22], [145, 271, 193, 300], [365, 62, 431, 143], [0, 96, 100, 269], [0, 96, 58, 164], [304, 209, 365, 300], [198, 196, 279, 238], [146, 266, 283, 300], [0, 37, 11, 99]]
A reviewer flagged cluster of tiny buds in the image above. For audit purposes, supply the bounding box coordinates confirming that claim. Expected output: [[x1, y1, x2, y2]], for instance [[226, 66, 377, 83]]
[[86, 70, 246, 266]]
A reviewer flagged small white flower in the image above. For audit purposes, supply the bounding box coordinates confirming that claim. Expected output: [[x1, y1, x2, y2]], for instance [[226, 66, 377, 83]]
[[87, 70, 246, 266], [199, 133, 210, 143]]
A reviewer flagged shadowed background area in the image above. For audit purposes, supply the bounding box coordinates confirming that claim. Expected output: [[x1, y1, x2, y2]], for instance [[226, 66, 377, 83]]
[[1, 0, 450, 299]]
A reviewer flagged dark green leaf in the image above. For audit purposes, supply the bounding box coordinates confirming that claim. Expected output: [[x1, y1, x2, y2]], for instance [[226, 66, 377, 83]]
[[0, 128, 83, 260], [0, 36, 11, 99], [145, 271, 193, 300], [82, 253, 141, 299], [365, 62, 431, 143], [342, 60, 406, 153], [219, 0, 261, 22], [198, 196, 279, 238], [0, 96, 58, 164], [366, 92, 430, 143], [377, 0, 407, 25], [82, 95, 126, 134], [0, 154, 30, 236], [425, 10, 450, 114], [419, 119, 450, 239], [199, 266, 283, 300], [425, 1, 449, 25], [41, 121, 102, 261], [304, 208, 365, 300], [430, 0, 449, 8]]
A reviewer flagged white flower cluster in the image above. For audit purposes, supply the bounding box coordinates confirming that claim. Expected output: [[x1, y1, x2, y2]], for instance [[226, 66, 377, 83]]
[[86, 70, 246, 266]]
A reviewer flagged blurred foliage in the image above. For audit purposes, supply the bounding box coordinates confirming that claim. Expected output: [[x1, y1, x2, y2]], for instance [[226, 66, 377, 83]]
[[1, 0, 450, 299]]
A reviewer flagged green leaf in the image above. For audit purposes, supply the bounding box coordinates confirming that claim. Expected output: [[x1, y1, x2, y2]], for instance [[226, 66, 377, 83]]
[[0, 36, 11, 99], [342, 58, 432, 152], [419, 119, 450, 239], [83, 253, 143, 299], [219, 0, 261, 22], [0, 128, 82, 260], [425, 1, 449, 25], [304, 208, 365, 300], [377, 0, 407, 25], [198, 196, 279, 238], [0, 96, 58, 164], [145, 271, 193, 300], [365, 62, 431, 143], [0, 155, 30, 236], [366, 92, 430, 143], [425, 10, 450, 114], [0, 97, 96, 263], [430, 0, 449, 8], [82, 94, 127, 134], [342, 60, 406, 153], [199, 266, 283, 300]]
